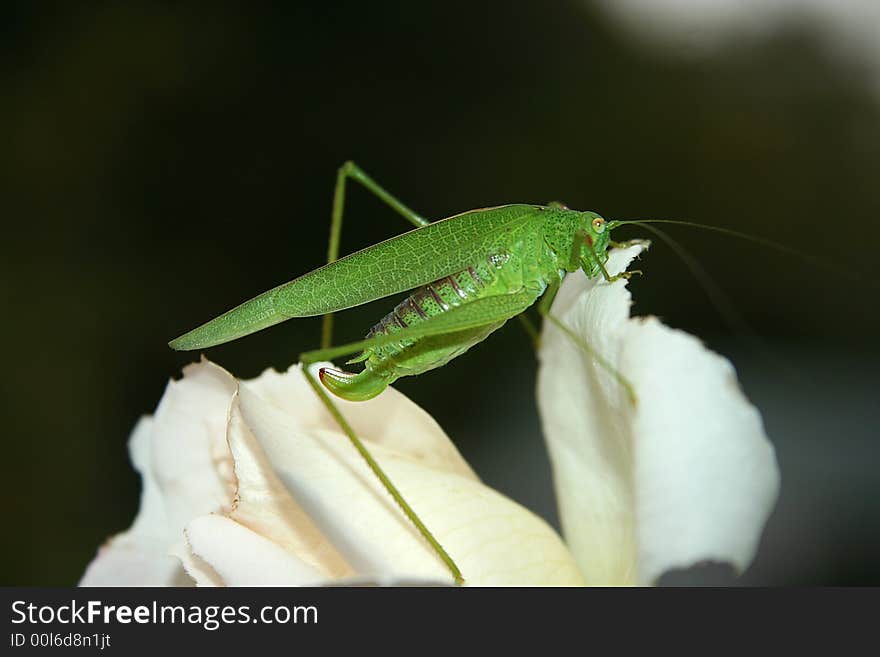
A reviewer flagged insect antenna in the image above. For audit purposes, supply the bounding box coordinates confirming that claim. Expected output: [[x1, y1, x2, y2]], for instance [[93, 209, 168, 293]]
[[614, 220, 811, 386], [619, 221, 755, 341], [611, 218, 861, 282]]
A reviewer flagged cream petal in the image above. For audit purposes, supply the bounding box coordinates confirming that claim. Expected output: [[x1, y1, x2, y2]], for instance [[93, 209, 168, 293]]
[[236, 367, 585, 585], [80, 417, 190, 586], [537, 246, 646, 584], [84, 351, 583, 586], [621, 317, 779, 583], [172, 542, 223, 586], [245, 364, 476, 479], [81, 360, 238, 586], [149, 359, 237, 532], [181, 515, 327, 586], [225, 389, 356, 579], [538, 244, 779, 585]]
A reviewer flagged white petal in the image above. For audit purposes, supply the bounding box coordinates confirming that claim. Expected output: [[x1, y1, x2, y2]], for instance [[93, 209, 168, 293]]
[[80, 418, 190, 586], [81, 360, 237, 586], [622, 318, 779, 583], [236, 365, 585, 585], [149, 359, 238, 532], [181, 515, 327, 586], [84, 355, 583, 586], [538, 245, 779, 585], [246, 363, 477, 479], [80, 541, 188, 586], [226, 389, 356, 579]]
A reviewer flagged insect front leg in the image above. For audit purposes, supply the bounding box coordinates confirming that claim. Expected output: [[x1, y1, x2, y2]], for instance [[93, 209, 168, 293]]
[[610, 238, 647, 250], [322, 162, 429, 349], [582, 234, 643, 283]]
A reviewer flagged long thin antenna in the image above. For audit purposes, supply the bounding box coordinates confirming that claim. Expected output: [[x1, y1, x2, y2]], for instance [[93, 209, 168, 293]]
[[613, 218, 858, 281], [624, 222, 755, 339], [619, 220, 806, 385]]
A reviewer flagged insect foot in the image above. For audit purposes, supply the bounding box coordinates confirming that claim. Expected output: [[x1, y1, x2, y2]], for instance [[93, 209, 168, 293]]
[[611, 238, 651, 250], [610, 269, 643, 282]]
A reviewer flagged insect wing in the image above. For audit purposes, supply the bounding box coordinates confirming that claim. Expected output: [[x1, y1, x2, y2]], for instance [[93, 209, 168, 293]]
[[170, 204, 540, 350]]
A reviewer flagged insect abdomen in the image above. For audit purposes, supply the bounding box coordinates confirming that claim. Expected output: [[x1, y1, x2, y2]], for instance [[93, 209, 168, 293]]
[[369, 266, 489, 341], [320, 262, 503, 402]]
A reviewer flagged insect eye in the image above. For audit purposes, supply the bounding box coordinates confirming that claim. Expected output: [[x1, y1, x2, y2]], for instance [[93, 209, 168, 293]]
[[592, 217, 606, 233]]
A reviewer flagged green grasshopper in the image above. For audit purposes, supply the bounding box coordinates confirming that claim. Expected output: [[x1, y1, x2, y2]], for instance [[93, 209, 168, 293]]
[[170, 161, 644, 584]]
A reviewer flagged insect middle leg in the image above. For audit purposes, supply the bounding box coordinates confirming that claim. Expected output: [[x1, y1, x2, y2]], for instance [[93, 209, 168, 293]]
[[537, 279, 638, 406], [323, 162, 428, 349]]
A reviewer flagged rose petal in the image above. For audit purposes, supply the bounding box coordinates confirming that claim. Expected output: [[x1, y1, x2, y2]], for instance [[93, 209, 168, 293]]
[[538, 245, 779, 584], [150, 360, 237, 531], [226, 389, 356, 579], [179, 515, 327, 586], [81, 360, 237, 585], [80, 418, 189, 586], [247, 364, 477, 479], [84, 354, 584, 586], [234, 366, 585, 585], [622, 317, 780, 583]]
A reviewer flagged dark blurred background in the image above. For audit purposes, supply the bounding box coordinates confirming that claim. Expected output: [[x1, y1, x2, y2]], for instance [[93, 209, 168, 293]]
[[2, 1, 877, 585]]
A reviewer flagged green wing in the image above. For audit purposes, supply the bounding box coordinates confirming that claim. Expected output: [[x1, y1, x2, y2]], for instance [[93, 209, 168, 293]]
[[169, 204, 541, 350]]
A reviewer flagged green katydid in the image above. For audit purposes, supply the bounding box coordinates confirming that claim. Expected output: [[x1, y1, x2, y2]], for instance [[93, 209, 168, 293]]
[[169, 161, 649, 585]]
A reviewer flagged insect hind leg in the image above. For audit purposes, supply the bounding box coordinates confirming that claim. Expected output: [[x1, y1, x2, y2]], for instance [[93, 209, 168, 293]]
[[322, 161, 429, 349], [537, 307, 638, 407], [300, 364, 464, 584]]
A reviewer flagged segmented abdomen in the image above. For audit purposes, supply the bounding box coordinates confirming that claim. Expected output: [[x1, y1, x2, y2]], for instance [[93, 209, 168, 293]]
[[366, 263, 492, 351]]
